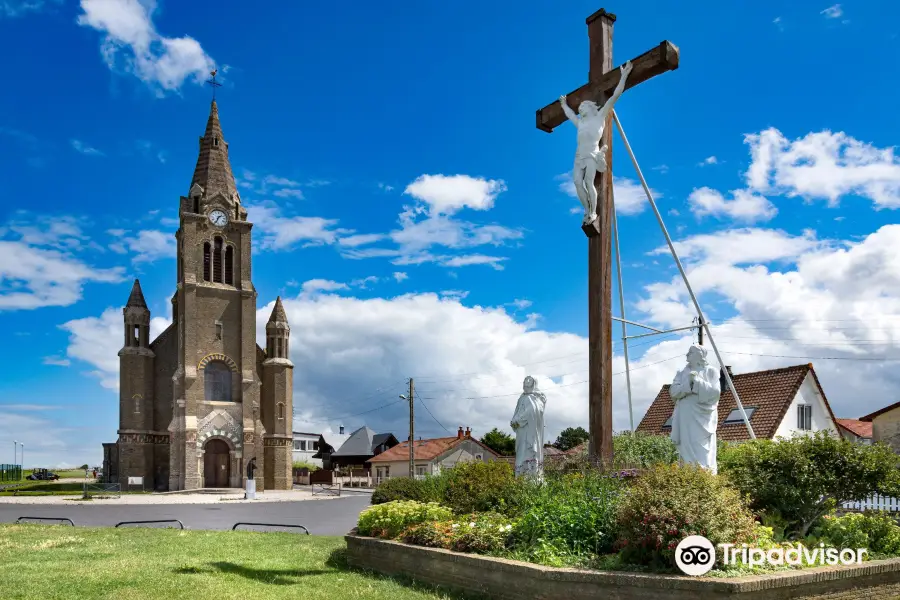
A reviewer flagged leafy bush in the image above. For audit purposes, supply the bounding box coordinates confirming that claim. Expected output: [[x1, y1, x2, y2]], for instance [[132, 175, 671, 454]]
[[481, 428, 515, 456], [615, 463, 757, 568], [356, 500, 452, 538], [719, 432, 900, 537], [371, 476, 444, 505], [815, 512, 900, 557], [612, 432, 678, 469], [442, 460, 522, 515], [402, 512, 514, 555], [291, 461, 319, 472], [512, 472, 622, 561]]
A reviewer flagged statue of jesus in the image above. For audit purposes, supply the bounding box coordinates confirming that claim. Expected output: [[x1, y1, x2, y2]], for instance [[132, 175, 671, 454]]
[[668, 344, 721, 474], [510, 376, 547, 480], [560, 60, 633, 224]]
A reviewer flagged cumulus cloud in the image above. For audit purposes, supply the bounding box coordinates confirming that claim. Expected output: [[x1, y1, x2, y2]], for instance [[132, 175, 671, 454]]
[[689, 187, 777, 222], [107, 228, 174, 263], [70, 139, 104, 156], [248, 202, 350, 251], [393, 272, 408, 282], [557, 174, 661, 216], [404, 174, 507, 216], [77, 0, 216, 94]]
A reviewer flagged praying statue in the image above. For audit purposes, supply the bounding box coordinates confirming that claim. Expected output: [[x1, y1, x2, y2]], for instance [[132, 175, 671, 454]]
[[246, 457, 257, 481], [510, 376, 547, 479], [669, 344, 721, 474], [560, 60, 633, 224]]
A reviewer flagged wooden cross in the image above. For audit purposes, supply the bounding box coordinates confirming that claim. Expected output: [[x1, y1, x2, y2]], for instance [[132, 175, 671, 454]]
[[534, 8, 679, 463]]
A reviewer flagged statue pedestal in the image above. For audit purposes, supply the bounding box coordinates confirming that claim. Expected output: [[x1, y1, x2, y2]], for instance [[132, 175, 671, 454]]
[[244, 479, 256, 500]]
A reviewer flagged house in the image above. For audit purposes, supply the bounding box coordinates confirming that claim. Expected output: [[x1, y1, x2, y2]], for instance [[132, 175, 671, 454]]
[[834, 419, 873, 445], [292, 431, 323, 467], [369, 426, 499, 482], [860, 402, 900, 452], [310, 427, 351, 470], [328, 426, 400, 471], [637, 363, 840, 441]]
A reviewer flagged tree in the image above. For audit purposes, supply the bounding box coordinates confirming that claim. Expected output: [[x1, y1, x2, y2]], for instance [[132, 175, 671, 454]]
[[79, 464, 89, 470], [481, 428, 515, 456], [553, 426, 589, 451], [719, 432, 900, 538]]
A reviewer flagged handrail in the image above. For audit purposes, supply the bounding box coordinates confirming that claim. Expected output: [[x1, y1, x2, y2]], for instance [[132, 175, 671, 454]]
[[231, 522, 309, 534], [15, 516, 74, 526], [114, 519, 184, 529]]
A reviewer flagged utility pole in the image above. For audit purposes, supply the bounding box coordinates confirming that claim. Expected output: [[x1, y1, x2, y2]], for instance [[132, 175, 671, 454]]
[[698, 315, 704, 346], [408, 378, 415, 479]]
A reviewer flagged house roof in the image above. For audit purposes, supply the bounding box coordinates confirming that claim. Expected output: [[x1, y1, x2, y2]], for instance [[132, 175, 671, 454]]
[[543, 446, 565, 456], [331, 427, 398, 457], [835, 419, 873, 439], [369, 435, 499, 463], [316, 431, 350, 454], [860, 401, 900, 422], [292, 431, 320, 437], [636, 363, 837, 441]]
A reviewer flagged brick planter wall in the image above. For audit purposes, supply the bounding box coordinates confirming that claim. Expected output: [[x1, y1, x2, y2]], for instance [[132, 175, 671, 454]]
[[345, 534, 900, 600]]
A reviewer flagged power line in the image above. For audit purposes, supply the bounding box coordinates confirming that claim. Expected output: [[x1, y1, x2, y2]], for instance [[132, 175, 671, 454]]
[[299, 398, 407, 425], [414, 389, 450, 434], [720, 351, 900, 362], [292, 379, 408, 415]]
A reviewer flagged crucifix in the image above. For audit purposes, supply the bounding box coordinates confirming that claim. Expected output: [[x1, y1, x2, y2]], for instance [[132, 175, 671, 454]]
[[206, 68, 222, 100], [534, 8, 679, 463]]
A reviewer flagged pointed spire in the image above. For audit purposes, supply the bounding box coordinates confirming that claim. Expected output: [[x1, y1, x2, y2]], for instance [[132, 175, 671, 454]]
[[126, 279, 148, 309], [268, 296, 288, 324], [190, 99, 238, 202]]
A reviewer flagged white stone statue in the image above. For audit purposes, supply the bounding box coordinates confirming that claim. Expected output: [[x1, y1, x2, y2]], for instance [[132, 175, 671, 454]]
[[669, 344, 721, 474], [560, 60, 633, 224], [510, 375, 547, 479]]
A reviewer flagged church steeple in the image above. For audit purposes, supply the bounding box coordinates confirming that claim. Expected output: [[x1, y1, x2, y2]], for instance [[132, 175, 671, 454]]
[[188, 100, 239, 209]]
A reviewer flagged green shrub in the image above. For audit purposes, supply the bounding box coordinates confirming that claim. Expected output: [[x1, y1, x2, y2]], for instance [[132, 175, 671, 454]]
[[719, 433, 900, 537], [291, 461, 319, 472], [371, 476, 444, 505], [612, 431, 678, 469], [512, 472, 622, 560], [815, 512, 900, 557], [356, 500, 452, 538], [442, 460, 522, 515], [615, 463, 757, 568], [402, 512, 514, 555]]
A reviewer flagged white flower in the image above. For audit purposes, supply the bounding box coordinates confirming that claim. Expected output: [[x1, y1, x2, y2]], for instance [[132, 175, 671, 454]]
[[451, 523, 459, 529], [469, 522, 476, 528]]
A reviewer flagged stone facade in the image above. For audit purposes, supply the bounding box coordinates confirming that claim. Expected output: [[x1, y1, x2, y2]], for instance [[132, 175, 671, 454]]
[[346, 535, 900, 600], [103, 100, 294, 491]]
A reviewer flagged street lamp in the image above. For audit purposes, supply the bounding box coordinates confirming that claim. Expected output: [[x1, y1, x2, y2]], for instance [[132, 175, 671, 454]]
[[20, 443, 24, 472], [13, 440, 17, 466]]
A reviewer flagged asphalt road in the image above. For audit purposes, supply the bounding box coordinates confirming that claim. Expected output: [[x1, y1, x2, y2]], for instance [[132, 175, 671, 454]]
[[0, 494, 371, 535]]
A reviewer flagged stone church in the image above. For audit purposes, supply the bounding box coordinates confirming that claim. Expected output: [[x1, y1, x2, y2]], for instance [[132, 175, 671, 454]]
[[102, 100, 294, 491]]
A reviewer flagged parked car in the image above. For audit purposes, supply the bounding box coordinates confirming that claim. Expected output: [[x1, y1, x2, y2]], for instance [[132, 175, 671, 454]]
[[27, 468, 60, 481]]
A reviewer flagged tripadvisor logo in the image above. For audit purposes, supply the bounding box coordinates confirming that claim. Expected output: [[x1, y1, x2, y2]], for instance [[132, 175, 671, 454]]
[[675, 535, 868, 576]]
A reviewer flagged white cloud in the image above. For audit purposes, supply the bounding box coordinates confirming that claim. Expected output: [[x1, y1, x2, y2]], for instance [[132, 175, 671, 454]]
[[558, 174, 661, 216], [77, 0, 216, 94], [699, 156, 718, 166], [338, 233, 385, 248], [249, 203, 350, 251], [71, 139, 104, 156], [510, 299, 532, 310], [821, 4, 842, 18], [744, 128, 900, 208], [263, 175, 300, 187], [393, 272, 408, 282], [1, 0, 60, 18], [351, 276, 379, 289], [42, 356, 71, 367], [301, 279, 349, 295], [273, 188, 304, 199], [404, 174, 507, 216], [439, 254, 507, 270], [689, 187, 777, 222], [117, 229, 174, 263], [378, 183, 395, 192]]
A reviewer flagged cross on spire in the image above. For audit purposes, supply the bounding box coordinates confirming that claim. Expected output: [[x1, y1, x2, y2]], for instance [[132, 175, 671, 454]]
[[206, 69, 222, 100]]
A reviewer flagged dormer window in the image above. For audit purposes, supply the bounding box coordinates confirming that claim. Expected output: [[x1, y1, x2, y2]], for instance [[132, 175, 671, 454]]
[[213, 136, 219, 147]]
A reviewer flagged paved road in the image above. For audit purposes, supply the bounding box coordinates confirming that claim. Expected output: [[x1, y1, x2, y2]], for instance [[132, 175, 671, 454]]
[[0, 494, 371, 535]]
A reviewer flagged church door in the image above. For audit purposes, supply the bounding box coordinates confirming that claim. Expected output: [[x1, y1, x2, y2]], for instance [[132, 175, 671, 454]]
[[203, 440, 230, 488]]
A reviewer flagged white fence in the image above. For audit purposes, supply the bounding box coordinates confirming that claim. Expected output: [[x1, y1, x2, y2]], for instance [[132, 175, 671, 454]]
[[841, 495, 900, 512]]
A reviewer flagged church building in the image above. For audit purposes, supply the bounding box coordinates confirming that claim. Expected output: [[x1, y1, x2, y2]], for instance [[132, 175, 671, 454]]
[[102, 100, 294, 491]]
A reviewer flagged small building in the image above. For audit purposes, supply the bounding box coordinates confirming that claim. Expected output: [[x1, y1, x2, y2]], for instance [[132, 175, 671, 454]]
[[860, 402, 900, 452], [329, 426, 399, 471], [310, 427, 350, 470], [834, 419, 873, 445], [292, 431, 322, 467], [637, 363, 840, 441], [369, 427, 499, 483]]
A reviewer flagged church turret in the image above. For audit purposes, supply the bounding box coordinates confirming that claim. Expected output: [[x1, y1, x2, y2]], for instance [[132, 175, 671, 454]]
[[117, 279, 155, 489], [262, 296, 293, 490]]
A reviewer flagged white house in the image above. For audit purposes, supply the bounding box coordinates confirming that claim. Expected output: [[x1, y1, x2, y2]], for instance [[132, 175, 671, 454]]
[[292, 431, 323, 467], [368, 427, 499, 483], [637, 363, 841, 441]]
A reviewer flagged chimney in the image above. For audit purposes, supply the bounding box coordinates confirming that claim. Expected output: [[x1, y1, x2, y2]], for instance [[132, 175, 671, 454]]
[[457, 426, 464, 440], [720, 366, 733, 393], [339, 425, 345, 435], [465, 427, 471, 438]]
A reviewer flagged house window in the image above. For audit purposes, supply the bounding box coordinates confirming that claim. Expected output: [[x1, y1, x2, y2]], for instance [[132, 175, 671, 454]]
[[662, 415, 673, 428], [415, 465, 426, 477], [293, 441, 301, 450], [224, 246, 234, 286], [723, 407, 757, 424], [297, 440, 306, 451], [277, 402, 285, 420], [212, 237, 223, 283], [203, 242, 211, 281], [797, 404, 812, 430], [204, 361, 232, 402], [215, 322, 223, 341], [311, 441, 319, 451]]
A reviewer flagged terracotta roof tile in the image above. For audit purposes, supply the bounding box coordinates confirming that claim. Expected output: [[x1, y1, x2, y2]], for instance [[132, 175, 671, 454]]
[[368, 436, 498, 463], [835, 419, 873, 439], [636, 364, 824, 441], [860, 401, 900, 422]]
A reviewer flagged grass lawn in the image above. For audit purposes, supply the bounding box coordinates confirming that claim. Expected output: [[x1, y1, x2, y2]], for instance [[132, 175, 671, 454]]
[[0, 525, 471, 600]]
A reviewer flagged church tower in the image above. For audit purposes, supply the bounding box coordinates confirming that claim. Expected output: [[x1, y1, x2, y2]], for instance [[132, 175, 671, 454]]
[[168, 99, 262, 490], [262, 297, 294, 489]]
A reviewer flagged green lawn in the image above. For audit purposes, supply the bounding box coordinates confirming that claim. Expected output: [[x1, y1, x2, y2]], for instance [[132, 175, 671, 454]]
[[0, 525, 472, 600]]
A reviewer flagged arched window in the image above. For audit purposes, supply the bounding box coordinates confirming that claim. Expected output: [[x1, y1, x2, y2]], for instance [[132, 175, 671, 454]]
[[213, 237, 223, 283], [277, 402, 285, 420], [134, 395, 141, 415], [266, 336, 273, 357], [204, 361, 232, 402], [224, 246, 234, 285], [276, 336, 282, 358], [203, 242, 211, 282]]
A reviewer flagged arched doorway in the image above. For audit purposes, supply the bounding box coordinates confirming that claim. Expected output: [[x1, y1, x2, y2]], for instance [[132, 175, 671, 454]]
[[203, 439, 230, 488]]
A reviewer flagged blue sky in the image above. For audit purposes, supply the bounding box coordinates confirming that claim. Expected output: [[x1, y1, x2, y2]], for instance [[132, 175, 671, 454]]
[[2, 0, 899, 468]]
